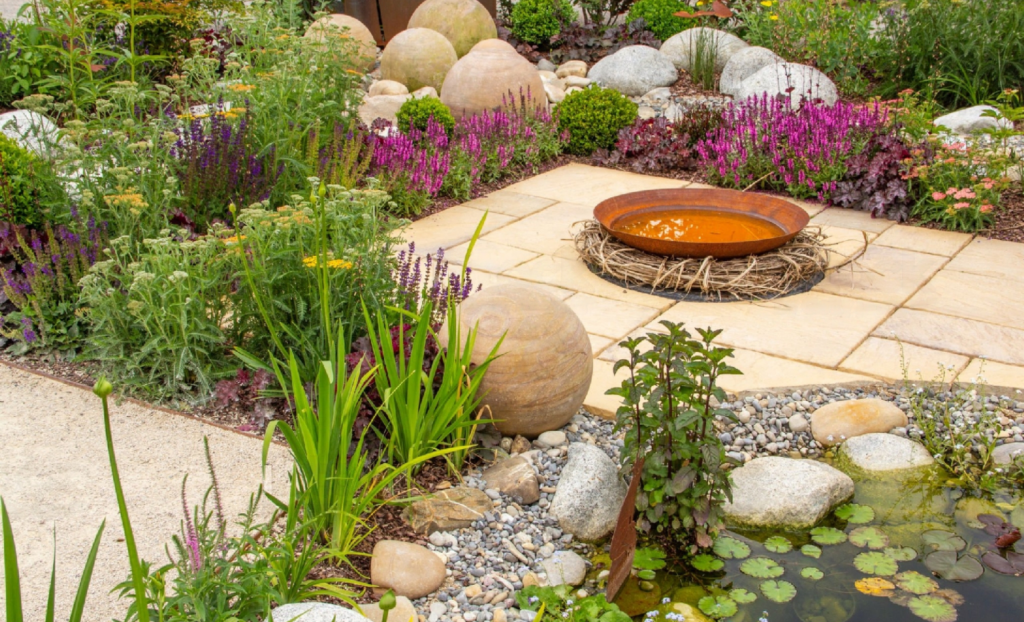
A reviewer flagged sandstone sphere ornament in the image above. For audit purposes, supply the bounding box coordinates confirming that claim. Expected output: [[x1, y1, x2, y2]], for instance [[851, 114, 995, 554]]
[[441, 39, 547, 119], [408, 0, 497, 58], [442, 283, 592, 437], [381, 28, 458, 93], [303, 14, 378, 72]]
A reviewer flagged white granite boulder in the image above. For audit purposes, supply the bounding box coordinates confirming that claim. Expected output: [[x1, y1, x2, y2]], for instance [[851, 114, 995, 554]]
[[586, 45, 677, 97], [724, 456, 854, 529], [839, 433, 935, 472], [0, 110, 62, 157], [719, 46, 781, 96], [549, 443, 626, 540], [933, 105, 1012, 134], [270, 603, 372, 622], [735, 62, 838, 107], [660, 27, 748, 73]]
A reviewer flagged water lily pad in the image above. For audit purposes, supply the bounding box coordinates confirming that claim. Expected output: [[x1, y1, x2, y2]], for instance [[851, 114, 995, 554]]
[[810, 526, 848, 546], [907, 595, 958, 622], [800, 544, 822, 559], [765, 536, 793, 554], [924, 551, 983, 581], [760, 580, 797, 603], [933, 589, 964, 606], [835, 503, 875, 524], [729, 588, 756, 604], [633, 547, 668, 570], [889, 589, 915, 606], [801, 567, 823, 581], [713, 537, 751, 560], [855, 577, 896, 596], [894, 571, 939, 595], [982, 550, 1024, 576], [697, 595, 737, 619], [922, 530, 966, 552], [850, 526, 890, 550], [691, 554, 724, 573], [885, 546, 918, 562], [854, 551, 899, 576], [740, 557, 784, 579]]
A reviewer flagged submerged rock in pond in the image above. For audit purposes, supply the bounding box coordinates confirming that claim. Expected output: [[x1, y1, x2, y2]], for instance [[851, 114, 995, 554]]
[[839, 433, 935, 472], [723, 456, 854, 529]]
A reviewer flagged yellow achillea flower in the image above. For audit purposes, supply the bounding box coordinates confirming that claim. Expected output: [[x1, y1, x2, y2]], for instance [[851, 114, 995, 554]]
[[222, 235, 246, 245], [227, 84, 256, 92], [770, 14, 779, 20], [302, 255, 353, 269], [760, 0, 772, 6]]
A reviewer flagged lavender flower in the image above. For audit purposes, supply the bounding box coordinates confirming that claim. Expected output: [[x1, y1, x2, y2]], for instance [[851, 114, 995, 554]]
[[392, 243, 480, 325]]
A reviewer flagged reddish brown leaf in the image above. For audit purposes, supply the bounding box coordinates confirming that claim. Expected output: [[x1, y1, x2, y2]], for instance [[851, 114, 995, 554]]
[[995, 529, 1021, 549], [674, 0, 733, 19]]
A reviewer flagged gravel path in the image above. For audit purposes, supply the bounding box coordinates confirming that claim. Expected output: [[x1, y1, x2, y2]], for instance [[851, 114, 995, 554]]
[[0, 0, 27, 20], [0, 363, 292, 622]]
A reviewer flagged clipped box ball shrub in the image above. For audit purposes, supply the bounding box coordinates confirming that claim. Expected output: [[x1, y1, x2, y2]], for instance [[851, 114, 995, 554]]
[[510, 0, 576, 46], [558, 85, 638, 155], [396, 96, 456, 135], [626, 0, 694, 41], [0, 133, 51, 226]]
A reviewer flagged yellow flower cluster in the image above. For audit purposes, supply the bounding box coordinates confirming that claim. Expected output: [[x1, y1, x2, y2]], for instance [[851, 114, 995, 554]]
[[227, 84, 256, 93], [302, 255, 353, 270]]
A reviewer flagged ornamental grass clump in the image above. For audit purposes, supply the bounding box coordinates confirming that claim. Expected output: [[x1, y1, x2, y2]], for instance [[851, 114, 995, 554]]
[[697, 95, 889, 201], [609, 321, 740, 555]]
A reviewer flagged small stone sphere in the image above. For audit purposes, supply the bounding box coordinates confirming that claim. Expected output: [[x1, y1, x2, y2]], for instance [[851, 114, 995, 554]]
[[440, 39, 547, 119], [381, 28, 459, 94], [408, 0, 497, 58], [303, 14, 378, 72], [441, 283, 593, 437]]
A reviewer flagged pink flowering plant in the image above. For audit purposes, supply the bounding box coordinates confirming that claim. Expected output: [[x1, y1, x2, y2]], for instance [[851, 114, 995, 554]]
[[697, 95, 889, 201], [905, 140, 1012, 232]]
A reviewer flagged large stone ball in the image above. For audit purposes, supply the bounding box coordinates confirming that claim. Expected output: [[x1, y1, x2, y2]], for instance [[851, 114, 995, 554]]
[[303, 14, 378, 72], [381, 28, 459, 94], [442, 283, 592, 437], [441, 39, 547, 119], [408, 0, 497, 58]]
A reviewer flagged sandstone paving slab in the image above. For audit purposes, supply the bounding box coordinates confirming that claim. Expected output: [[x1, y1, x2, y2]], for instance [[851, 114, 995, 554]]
[[818, 225, 874, 268], [905, 270, 1024, 331], [585, 358, 629, 419], [505, 255, 674, 310], [398, 205, 515, 251], [875, 309, 1024, 366], [499, 163, 688, 206], [872, 224, 972, 257], [587, 334, 614, 358], [958, 359, 1024, 390], [445, 239, 539, 273], [564, 292, 661, 340], [839, 336, 969, 383], [944, 237, 1024, 283], [649, 292, 894, 367], [467, 268, 574, 300], [786, 197, 825, 217], [597, 327, 654, 363], [0, 364, 292, 622], [810, 207, 896, 233], [814, 244, 947, 305], [457, 190, 558, 218], [716, 348, 873, 394], [481, 202, 593, 255]]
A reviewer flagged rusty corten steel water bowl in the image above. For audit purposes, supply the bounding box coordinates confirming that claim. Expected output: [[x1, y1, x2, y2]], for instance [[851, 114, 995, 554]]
[[594, 188, 810, 259]]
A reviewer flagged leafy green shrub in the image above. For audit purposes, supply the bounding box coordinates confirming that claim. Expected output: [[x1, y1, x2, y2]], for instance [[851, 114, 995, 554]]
[[625, 0, 693, 42], [870, 0, 1024, 107], [396, 96, 456, 135], [558, 85, 637, 155], [516, 585, 631, 622], [609, 321, 740, 554], [509, 0, 575, 46], [78, 231, 234, 401], [0, 133, 55, 227]]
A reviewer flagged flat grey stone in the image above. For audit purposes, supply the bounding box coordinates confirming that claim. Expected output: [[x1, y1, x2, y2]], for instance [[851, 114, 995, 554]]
[[270, 603, 372, 622], [587, 45, 677, 97], [541, 550, 587, 586], [993, 442, 1024, 465], [839, 433, 935, 471], [934, 105, 1012, 134], [724, 456, 854, 529]]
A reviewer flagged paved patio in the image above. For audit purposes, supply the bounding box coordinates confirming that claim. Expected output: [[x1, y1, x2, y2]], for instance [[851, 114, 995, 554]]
[[401, 163, 1024, 417]]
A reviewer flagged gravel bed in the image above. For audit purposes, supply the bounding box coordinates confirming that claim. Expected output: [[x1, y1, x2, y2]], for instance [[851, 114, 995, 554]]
[[413, 383, 1024, 622]]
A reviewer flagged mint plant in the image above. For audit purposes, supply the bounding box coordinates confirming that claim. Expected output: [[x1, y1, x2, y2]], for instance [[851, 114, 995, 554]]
[[608, 321, 741, 555]]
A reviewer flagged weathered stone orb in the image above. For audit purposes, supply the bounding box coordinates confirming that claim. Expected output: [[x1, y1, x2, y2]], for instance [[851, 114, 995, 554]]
[[442, 283, 592, 437], [303, 14, 378, 72], [441, 39, 547, 119], [381, 28, 458, 94], [408, 0, 497, 58]]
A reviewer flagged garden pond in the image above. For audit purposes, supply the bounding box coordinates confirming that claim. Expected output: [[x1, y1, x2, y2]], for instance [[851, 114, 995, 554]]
[[607, 466, 1024, 622]]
